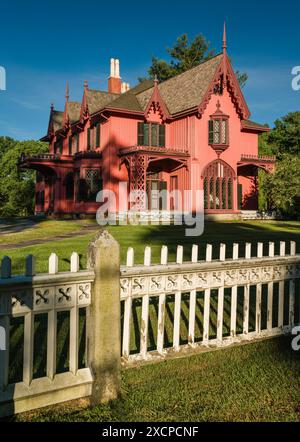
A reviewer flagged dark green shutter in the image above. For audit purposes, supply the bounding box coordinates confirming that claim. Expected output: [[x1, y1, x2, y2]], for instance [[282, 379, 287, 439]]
[[96, 123, 101, 147], [151, 124, 159, 146], [138, 122, 144, 145], [87, 128, 91, 150], [68, 136, 72, 155], [159, 125, 165, 147], [208, 120, 214, 144], [143, 123, 150, 146]]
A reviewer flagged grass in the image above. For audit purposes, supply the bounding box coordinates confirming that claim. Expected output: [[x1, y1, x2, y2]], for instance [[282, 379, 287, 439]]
[[0, 219, 96, 246], [12, 337, 300, 422], [0, 220, 299, 274]]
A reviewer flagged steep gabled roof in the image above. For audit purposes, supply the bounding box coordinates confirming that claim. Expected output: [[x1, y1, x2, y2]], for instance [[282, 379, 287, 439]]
[[68, 102, 81, 123], [86, 90, 120, 114], [137, 54, 223, 115], [51, 110, 63, 132]]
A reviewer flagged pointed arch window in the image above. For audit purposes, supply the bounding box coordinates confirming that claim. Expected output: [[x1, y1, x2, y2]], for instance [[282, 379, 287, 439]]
[[203, 160, 235, 211]]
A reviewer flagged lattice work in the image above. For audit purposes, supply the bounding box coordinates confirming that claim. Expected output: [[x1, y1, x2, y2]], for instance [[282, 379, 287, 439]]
[[127, 154, 149, 210]]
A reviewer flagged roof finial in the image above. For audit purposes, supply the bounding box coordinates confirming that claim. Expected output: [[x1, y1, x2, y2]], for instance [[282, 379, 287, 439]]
[[65, 81, 69, 101], [222, 21, 227, 54], [50, 103, 54, 112], [154, 74, 158, 86], [84, 79, 88, 90]]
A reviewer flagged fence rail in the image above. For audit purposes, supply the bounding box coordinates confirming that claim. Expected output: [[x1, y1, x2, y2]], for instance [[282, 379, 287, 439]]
[[120, 241, 299, 365]]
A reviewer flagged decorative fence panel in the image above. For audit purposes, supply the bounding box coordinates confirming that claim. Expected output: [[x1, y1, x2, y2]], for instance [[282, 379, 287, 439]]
[[0, 253, 94, 416], [120, 241, 300, 365], [0, 233, 299, 417]]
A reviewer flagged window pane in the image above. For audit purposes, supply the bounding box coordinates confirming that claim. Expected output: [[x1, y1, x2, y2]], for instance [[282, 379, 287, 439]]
[[159, 125, 165, 147], [151, 124, 159, 146], [213, 120, 220, 144], [221, 120, 227, 144], [144, 124, 150, 146]]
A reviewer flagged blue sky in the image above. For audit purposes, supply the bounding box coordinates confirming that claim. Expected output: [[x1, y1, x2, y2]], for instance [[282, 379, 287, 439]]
[[0, 0, 299, 140]]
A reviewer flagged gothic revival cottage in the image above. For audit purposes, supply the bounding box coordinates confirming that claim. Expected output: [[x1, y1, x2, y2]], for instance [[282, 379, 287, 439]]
[[20, 26, 275, 218]]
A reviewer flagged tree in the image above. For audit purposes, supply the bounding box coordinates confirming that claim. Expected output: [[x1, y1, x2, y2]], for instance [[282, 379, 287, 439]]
[[0, 137, 48, 217], [267, 112, 300, 157], [140, 34, 248, 88]]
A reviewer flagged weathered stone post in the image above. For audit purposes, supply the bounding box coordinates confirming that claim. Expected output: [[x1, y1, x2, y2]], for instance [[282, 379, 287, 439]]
[[87, 230, 121, 404]]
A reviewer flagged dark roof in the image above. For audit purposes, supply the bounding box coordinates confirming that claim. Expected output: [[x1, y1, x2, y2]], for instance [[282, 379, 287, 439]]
[[242, 119, 269, 131], [48, 53, 243, 133], [137, 54, 223, 114], [51, 111, 63, 132], [86, 90, 120, 114], [68, 102, 81, 123]]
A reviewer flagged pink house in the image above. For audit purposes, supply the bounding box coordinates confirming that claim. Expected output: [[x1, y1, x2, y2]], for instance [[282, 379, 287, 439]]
[[20, 26, 275, 219]]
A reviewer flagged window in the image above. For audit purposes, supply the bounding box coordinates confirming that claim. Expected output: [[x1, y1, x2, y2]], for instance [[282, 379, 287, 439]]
[[65, 173, 74, 200], [79, 169, 103, 202], [68, 134, 80, 155], [203, 160, 235, 211], [87, 123, 101, 151], [138, 122, 165, 147], [208, 119, 228, 145]]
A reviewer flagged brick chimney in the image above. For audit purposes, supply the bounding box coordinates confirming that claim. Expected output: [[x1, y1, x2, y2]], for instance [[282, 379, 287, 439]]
[[108, 58, 122, 94]]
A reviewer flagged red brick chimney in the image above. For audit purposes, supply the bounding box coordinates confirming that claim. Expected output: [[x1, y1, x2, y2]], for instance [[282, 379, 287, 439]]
[[108, 58, 122, 94]]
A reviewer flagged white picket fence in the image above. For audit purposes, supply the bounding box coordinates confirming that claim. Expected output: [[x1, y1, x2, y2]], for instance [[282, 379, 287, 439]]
[[0, 253, 94, 416], [0, 237, 299, 417], [120, 241, 299, 365]]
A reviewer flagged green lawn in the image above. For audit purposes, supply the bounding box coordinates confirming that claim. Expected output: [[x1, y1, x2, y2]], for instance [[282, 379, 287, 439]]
[[0, 220, 299, 274], [0, 219, 96, 245], [11, 337, 300, 422]]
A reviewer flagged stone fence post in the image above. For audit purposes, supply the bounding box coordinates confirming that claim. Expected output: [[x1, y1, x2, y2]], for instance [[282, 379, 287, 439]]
[[87, 230, 121, 404]]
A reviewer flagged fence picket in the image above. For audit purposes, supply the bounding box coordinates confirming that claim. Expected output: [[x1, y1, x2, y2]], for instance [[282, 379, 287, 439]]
[[267, 282, 273, 330], [256, 284, 262, 334], [230, 286, 237, 337], [188, 290, 196, 345], [47, 310, 57, 380], [126, 248, 134, 267], [289, 280, 295, 327], [278, 281, 285, 329], [206, 244, 212, 262], [173, 292, 181, 350], [140, 295, 149, 357], [203, 289, 210, 344], [176, 246, 183, 264], [290, 241, 296, 256], [191, 245, 198, 263], [0, 316, 9, 390], [220, 244, 226, 262], [280, 242, 286, 257], [243, 285, 250, 335], [25, 255, 36, 277], [233, 243, 239, 260], [144, 247, 151, 266], [70, 252, 79, 273], [122, 297, 132, 358], [269, 242, 275, 258], [217, 287, 224, 343], [49, 253, 58, 275], [23, 312, 34, 386], [1, 256, 11, 279], [157, 294, 166, 354], [161, 246, 168, 265], [245, 243, 251, 259], [257, 242, 263, 258], [69, 307, 79, 374]]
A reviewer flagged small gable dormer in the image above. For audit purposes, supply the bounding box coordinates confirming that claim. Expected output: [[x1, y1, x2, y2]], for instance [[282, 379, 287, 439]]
[[144, 77, 170, 123]]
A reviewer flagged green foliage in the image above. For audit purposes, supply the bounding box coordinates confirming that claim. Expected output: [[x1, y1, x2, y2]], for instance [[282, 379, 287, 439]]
[[140, 33, 248, 88], [259, 112, 300, 217], [0, 137, 48, 217], [268, 111, 300, 157]]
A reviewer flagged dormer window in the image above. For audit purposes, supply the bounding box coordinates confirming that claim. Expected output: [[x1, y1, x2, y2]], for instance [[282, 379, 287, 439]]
[[138, 122, 165, 147], [208, 101, 229, 154]]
